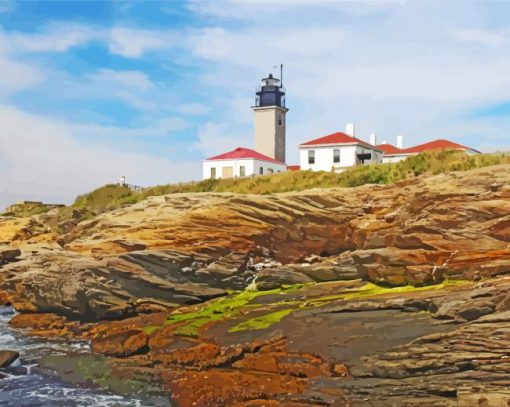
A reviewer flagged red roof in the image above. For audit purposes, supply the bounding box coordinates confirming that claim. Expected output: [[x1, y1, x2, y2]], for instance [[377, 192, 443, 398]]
[[206, 147, 284, 164], [402, 139, 480, 154], [287, 165, 300, 171], [376, 143, 404, 155], [300, 132, 381, 151]]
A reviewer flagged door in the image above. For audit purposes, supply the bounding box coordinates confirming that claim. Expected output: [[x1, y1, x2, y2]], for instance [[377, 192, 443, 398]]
[[222, 166, 233, 178]]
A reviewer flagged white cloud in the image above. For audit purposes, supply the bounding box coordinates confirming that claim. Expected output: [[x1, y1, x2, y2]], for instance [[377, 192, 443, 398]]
[[273, 27, 347, 58], [0, 1, 13, 13], [187, 0, 407, 21], [178, 103, 211, 115], [452, 29, 508, 47], [47, 68, 163, 111], [88, 69, 155, 90], [108, 27, 174, 57], [308, 61, 510, 103], [186, 21, 510, 106], [189, 27, 235, 60], [6, 24, 98, 53], [0, 106, 198, 209], [72, 116, 190, 138], [192, 121, 247, 156], [0, 53, 44, 95], [0, 36, 45, 95]]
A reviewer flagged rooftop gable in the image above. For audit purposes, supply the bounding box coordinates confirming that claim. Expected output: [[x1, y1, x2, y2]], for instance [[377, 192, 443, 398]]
[[300, 132, 381, 151], [402, 139, 480, 154], [206, 147, 285, 164], [376, 143, 403, 155]]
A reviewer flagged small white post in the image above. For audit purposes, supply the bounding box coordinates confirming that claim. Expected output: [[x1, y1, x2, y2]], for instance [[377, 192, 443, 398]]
[[369, 133, 377, 146], [345, 123, 355, 137], [397, 134, 404, 149]]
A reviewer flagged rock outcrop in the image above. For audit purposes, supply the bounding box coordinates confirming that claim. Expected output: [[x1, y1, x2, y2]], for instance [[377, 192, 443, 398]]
[[1, 165, 509, 320], [1, 165, 510, 405]]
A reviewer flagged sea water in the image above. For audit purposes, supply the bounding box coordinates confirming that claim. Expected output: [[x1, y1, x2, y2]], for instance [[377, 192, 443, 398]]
[[0, 307, 171, 407]]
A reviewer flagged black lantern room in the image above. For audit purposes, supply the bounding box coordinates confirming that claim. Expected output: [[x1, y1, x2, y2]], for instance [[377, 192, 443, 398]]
[[255, 73, 286, 108]]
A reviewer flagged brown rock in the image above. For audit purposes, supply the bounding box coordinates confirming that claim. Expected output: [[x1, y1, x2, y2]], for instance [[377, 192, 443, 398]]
[[255, 268, 313, 290], [163, 370, 308, 407], [112, 240, 147, 252], [0, 291, 10, 306], [151, 342, 220, 367], [147, 324, 179, 352], [232, 351, 280, 373], [91, 329, 149, 357], [9, 313, 67, 330], [333, 363, 349, 377], [457, 300, 495, 321], [0, 246, 21, 263], [0, 350, 19, 368]]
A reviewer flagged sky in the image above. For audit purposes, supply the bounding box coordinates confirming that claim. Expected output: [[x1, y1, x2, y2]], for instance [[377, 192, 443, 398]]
[[1, 0, 510, 209]]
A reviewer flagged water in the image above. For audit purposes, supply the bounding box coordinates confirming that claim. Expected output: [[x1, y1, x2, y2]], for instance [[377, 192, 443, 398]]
[[0, 307, 170, 406]]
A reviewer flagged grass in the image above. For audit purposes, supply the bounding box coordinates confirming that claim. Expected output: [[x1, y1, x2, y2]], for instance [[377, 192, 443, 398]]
[[1, 201, 62, 218], [68, 150, 510, 215]]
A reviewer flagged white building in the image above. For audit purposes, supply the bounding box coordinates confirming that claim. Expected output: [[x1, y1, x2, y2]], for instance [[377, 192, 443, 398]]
[[378, 137, 480, 164], [299, 124, 383, 172], [203, 147, 286, 179]]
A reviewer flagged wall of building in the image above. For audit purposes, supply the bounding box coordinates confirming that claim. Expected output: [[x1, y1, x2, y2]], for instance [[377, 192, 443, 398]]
[[202, 159, 286, 180], [381, 155, 409, 164], [299, 144, 382, 172], [253, 106, 287, 163], [381, 147, 479, 164]]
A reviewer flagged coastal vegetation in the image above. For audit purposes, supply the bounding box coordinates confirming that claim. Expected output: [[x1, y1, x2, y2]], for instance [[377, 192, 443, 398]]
[[2, 150, 508, 217], [70, 149, 510, 214]]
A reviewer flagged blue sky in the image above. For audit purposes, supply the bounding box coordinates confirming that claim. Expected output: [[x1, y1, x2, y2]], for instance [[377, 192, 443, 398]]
[[1, 0, 510, 208]]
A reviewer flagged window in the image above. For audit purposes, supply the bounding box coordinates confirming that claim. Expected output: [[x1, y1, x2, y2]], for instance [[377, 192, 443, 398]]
[[268, 168, 274, 174], [308, 150, 315, 164], [239, 166, 246, 177], [210, 167, 216, 179], [333, 149, 340, 163], [278, 115, 282, 126], [259, 167, 264, 175]]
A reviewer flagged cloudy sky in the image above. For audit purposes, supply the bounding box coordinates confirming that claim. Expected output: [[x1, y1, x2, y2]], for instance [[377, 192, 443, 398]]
[[1, 0, 509, 209]]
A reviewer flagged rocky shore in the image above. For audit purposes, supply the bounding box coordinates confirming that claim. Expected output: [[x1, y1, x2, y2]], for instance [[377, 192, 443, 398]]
[[1, 164, 510, 405]]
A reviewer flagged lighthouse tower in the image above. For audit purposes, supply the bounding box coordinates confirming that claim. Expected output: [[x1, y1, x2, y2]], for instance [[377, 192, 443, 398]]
[[252, 71, 288, 164]]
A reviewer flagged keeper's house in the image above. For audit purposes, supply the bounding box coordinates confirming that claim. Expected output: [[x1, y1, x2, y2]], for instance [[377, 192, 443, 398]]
[[299, 124, 383, 172], [377, 138, 481, 164], [203, 147, 286, 179]]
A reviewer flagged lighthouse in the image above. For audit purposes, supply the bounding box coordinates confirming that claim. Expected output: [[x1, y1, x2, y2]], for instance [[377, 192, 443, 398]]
[[252, 70, 288, 164], [202, 68, 289, 180]]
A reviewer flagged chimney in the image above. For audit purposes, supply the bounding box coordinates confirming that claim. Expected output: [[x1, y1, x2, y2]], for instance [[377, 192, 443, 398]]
[[381, 140, 388, 145], [345, 123, 355, 137], [369, 133, 377, 146], [397, 134, 404, 149]]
